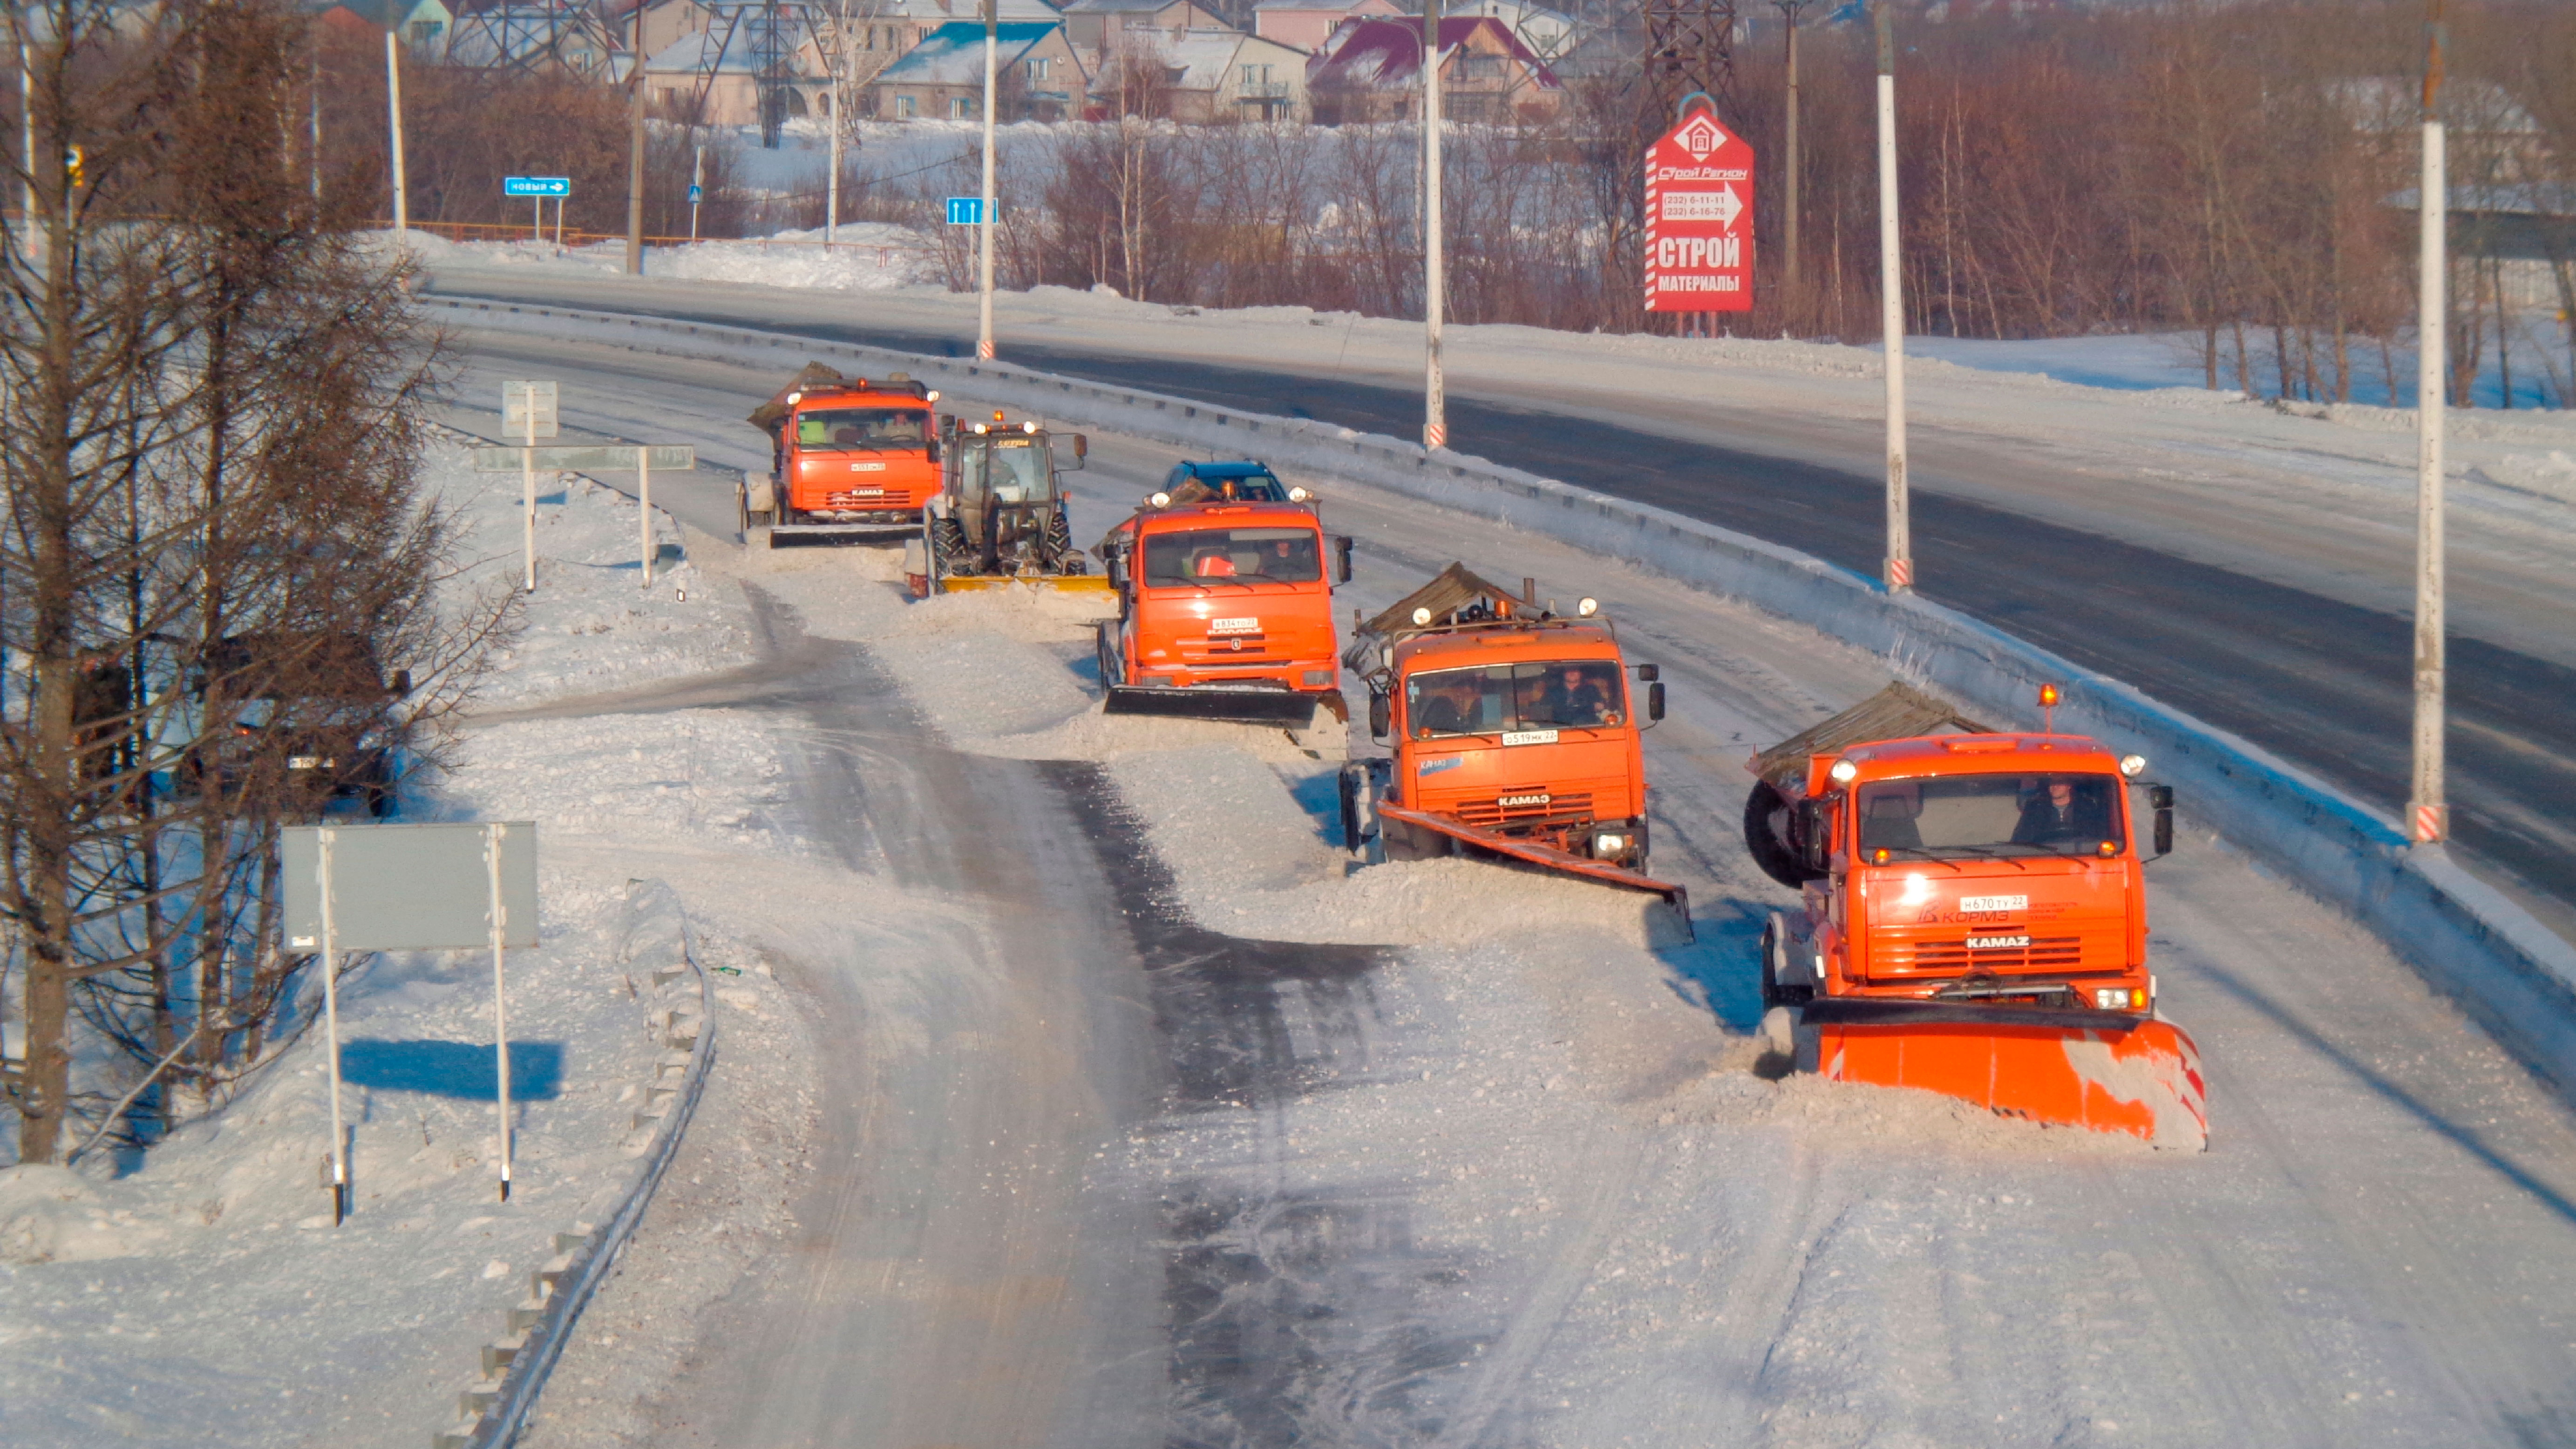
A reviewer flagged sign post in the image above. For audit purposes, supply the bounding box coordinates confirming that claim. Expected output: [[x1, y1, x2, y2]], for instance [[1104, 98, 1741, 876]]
[[1644, 98, 1755, 317], [472, 444, 697, 587], [503, 176, 571, 248], [502, 381, 559, 591], [284, 823, 541, 1218]]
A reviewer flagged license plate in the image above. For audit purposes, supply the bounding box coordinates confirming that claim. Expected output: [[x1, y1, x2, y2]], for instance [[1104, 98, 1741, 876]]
[[850, 461, 886, 471], [1498, 792, 1552, 808], [1966, 934, 2031, 950], [1501, 729, 1559, 746], [1958, 894, 2028, 913], [1209, 618, 1258, 634]]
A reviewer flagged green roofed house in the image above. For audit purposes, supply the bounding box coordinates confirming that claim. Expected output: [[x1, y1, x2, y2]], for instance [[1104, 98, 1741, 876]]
[[869, 20, 1087, 122]]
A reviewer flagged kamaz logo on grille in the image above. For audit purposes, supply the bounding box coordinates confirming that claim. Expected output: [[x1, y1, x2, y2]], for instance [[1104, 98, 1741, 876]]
[[1965, 934, 2032, 950], [1497, 793, 1552, 808]]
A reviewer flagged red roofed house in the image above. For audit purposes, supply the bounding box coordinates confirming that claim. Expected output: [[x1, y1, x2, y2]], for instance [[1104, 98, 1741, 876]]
[[1306, 15, 1562, 125]]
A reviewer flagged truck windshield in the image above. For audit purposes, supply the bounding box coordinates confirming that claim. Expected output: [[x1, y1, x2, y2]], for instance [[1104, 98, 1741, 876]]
[[1142, 527, 1320, 585], [1406, 660, 1627, 737], [956, 436, 1055, 503], [795, 408, 928, 450], [1855, 773, 2125, 858]]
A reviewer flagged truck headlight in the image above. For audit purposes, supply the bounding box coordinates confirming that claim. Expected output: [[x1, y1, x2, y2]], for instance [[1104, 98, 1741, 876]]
[[1593, 830, 1628, 857], [1302, 670, 1332, 686], [2094, 987, 2146, 1011]]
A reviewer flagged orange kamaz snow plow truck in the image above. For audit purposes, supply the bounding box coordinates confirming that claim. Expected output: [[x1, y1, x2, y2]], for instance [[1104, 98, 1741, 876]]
[[1091, 480, 1353, 727], [1744, 681, 2207, 1150], [1338, 565, 1691, 934], [740, 363, 942, 547]]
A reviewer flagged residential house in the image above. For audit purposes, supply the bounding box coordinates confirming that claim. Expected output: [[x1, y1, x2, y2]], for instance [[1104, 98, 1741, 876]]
[[842, 0, 1066, 88], [870, 20, 1088, 122], [311, 0, 457, 53], [1439, 0, 1577, 64], [1250, 0, 1396, 54], [1094, 28, 1311, 122], [644, 21, 833, 126], [1306, 15, 1562, 124], [1059, 0, 1230, 60]]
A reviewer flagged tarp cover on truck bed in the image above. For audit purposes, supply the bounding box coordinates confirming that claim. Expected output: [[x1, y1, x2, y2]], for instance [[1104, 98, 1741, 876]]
[[1746, 681, 1991, 790]]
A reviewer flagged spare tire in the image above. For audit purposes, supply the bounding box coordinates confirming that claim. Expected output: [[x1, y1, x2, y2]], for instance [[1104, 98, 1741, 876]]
[[1744, 778, 1817, 890]]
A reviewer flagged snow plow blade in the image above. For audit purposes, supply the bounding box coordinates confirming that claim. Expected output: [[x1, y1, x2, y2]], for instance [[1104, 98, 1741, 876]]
[[937, 573, 1115, 594], [1375, 801, 1691, 936], [1103, 686, 1320, 728], [1799, 999, 2207, 1150], [768, 522, 919, 548]]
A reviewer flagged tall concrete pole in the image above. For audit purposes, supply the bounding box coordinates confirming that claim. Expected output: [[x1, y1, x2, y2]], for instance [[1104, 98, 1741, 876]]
[[2410, 3, 2448, 844], [1780, 0, 1802, 290], [626, 0, 646, 274], [826, 90, 840, 245], [1875, 5, 1910, 592], [384, 31, 408, 238], [977, 0, 998, 359], [1421, 0, 1446, 450]]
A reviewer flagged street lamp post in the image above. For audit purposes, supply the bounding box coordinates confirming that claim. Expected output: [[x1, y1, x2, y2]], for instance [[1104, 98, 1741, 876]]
[[1875, 5, 1910, 593], [2410, 3, 2448, 845], [1421, 0, 1446, 451], [976, 0, 998, 360]]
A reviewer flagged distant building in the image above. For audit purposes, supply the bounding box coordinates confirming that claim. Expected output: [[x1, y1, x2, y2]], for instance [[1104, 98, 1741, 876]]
[[1093, 28, 1311, 122], [842, 0, 1067, 89], [1306, 14, 1563, 124], [870, 20, 1088, 122], [313, 0, 458, 54], [645, 22, 832, 126], [1250, 0, 1397, 54], [1058, 0, 1231, 60]]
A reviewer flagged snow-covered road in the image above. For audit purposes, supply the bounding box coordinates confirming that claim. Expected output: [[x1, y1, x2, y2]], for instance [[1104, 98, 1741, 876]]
[[456, 325, 2576, 1449]]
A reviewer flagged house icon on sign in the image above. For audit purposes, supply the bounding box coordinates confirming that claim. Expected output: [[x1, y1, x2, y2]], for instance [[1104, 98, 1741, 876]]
[[1676, 114, 1727, 161]]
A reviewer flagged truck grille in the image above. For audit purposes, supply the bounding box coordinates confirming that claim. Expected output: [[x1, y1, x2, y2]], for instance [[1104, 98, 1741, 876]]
[[1899, 935, 2086, 973], [1455, 792, 1593, 829], [1181, 634, 1282, 666]]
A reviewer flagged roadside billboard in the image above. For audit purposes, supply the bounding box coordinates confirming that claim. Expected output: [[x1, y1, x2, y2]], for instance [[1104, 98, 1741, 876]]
[[1645, 108, 1756, 313]]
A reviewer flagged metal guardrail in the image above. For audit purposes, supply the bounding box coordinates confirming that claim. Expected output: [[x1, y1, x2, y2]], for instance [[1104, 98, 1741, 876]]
[[426, 293, 2576, 1109], [436, 879, 716, 1449]]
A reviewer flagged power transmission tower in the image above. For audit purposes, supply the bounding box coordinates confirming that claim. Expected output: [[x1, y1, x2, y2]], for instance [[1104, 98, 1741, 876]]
[[1642, 0, 1736, 117]]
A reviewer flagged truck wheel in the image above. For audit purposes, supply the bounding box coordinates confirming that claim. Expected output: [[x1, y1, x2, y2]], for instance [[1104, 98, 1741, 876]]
[[1744, 779, 1817, 890], [1338, 763, 1367, 853], [1383, 818, 1449, 862]]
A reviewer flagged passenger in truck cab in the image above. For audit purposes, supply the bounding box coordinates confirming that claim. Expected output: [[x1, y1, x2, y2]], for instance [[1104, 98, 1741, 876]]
[[1539, 663, 1619, 727], [2012, 776, 2116, 846]]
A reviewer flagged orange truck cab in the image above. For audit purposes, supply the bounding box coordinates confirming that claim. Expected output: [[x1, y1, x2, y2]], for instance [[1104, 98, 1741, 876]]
[[1745, 682, 2205, 1149], [1094, 490, 1352, 728], [741, 366, 942, 544], [1340, 566, 1687, 922], [1763, 733, 2168, 1013]]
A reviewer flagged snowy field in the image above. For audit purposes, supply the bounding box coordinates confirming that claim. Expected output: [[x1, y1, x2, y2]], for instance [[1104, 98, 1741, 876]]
[[0, 445, 809, 1448]]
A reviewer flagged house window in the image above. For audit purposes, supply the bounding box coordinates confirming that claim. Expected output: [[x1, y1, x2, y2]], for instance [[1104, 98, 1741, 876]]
[[897, 94, 916, 118], [407, 20, 443, 47], [951, 95, 975, 119], [1027, 56, 1051, 81], [1462, 54, 1504, 80]]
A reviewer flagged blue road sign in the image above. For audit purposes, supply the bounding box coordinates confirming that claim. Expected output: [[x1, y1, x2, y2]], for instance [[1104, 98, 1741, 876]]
[[687, 183, 703, 204], [503, 176, 571, 197], [946, 196, 987, 225]]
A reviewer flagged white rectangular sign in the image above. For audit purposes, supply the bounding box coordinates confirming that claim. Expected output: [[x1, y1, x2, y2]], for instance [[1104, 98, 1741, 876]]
[[502, 381, 559, 440], [1957, 895, 2030, 914]]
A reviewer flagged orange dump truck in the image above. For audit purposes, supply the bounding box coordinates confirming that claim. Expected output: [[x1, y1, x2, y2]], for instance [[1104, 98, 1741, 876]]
[[1745, 681, 2207, 1149], [1092, 485, 1352, 727], [1339, 565, 1690, 930], [740, 364, 942, 546]]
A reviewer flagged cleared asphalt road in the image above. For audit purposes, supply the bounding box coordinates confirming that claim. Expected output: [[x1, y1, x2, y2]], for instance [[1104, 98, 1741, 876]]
[[424, 271, 2576, 941]]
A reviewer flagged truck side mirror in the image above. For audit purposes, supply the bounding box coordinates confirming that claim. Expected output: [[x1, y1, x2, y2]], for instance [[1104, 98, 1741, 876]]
[[1795, 798, 1833, 874], [1334, 536, 1354, 584], [1106, 548, 1128, 592], [1074, 433, 1087, 459], [1646, 680, 1665, 722], [2149, 783, 2175, 857], [1635, 663, 1659, 682], [1368, 691, 1389, 741]]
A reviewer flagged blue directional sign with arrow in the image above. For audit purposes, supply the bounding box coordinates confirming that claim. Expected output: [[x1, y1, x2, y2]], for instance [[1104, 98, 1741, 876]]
[[946, 196, 986, 225], [504, 176, 571, 197]]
